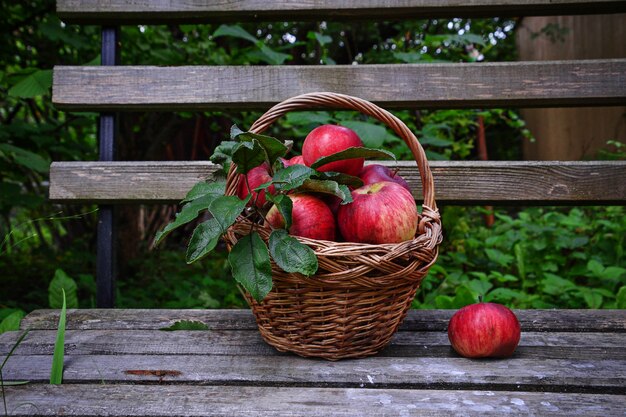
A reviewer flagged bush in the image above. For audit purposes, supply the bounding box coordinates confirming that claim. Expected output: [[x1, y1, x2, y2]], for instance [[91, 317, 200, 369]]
[[414, 206, 626, 309]]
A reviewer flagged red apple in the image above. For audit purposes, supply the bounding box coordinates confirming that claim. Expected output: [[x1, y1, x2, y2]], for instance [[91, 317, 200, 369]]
[[237, 164, 275, 208], [266, 193, 336, 241], [447, 302, 521, 358], [302, 125, 364, 176], [360, 164, 411, 193], [281, 155, 305, 167], [337, 181, 418, 244]]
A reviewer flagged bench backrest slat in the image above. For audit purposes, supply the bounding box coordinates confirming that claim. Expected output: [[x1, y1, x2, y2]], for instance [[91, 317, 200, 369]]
[[57, 0, 626, 24], [52, 60, 626, 111], [49, 161, 626, 205]]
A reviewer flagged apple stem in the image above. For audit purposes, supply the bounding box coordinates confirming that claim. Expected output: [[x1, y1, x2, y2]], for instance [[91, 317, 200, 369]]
[[391, 167, 400, 177], [478, 295, 484, 303]]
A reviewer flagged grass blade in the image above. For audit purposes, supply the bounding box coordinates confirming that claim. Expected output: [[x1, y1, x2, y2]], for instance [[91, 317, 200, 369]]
[[1, 329, 30, 415], [49, 289, 66, 385]]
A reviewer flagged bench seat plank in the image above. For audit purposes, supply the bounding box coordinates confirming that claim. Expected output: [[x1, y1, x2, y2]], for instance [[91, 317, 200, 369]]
[[5, 384, 624, 416], [20, 308, 626, 332], [57, 0, 626, 23], [3, 309, 624, 416], [3, 354, 625, 392], [52, 60, 626, 111], [49, 160, 626, 204], [3, 329, 625, 357]]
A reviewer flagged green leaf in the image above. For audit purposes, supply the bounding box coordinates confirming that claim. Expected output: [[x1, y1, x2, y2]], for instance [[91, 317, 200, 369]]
[[298, 179, 353, 204], [310, 147, 395, 170], [453, 286, 478, 308], [257, 43, 292, 65], [266, 194, 293, 230], [339, 121, 387, 148], [541, 273, 576, 295], [485, 288, 525, 304], [587, 259, 604, 276], [0, 311, 24, 334], [581, 289, 603, 309], [230, 125, 245, 139], [48, 269, 78, 309], [315, 171, 364, 189], [467, 280, 493, 297], [186, 218, 222, 264], [209, 141, 238, 173], [232, 140, 266, 174], [602, 266, 626, 280], [0, 381, 30, 386], [208, 195, 249, 232], [272, 165, 316, 191], [616, 286, 626, 309], [309, 31, 332, 46], [269, 229, 318, 276], [434, 295, 454, 309], [182, 181, 225, 203], [233, 128, 288, 166], [39, 16, 90, 49], [8, 69, 53, 98], [228, 232, 273, 302], [213, 24, 258, 43], [50, 289, 66, 385], [0, 144, 50, 173], [485, 248, 514, 267], [159, 320, 209, 331], [154, 194, 218, 246], [284, 111, 332, 127]]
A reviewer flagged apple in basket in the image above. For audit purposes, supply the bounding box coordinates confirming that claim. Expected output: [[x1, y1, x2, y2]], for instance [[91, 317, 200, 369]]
[[337, 181, 418, 244], [360, 164, 411, 193], [266, 193, 336, 241], [237, 163, 276, 208], [302, 124, 364, 176], [447, 301, 521, 358], [280, 155, 305, 167]]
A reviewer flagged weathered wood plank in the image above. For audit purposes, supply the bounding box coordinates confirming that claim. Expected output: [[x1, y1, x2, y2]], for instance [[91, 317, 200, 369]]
[[3, 354, 625, 393], [20, 309, 626, 332], [3, 329, 625, 360], [49, 160, 626, 204], [57, 0, 626, 24], [52, 60, 626, 111], [5, 385, 624, 417], [49, 161, 221, 203]]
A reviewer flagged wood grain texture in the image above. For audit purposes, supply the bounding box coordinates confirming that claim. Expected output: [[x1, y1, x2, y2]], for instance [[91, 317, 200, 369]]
[[4, 384, 624, 416], [49, 160, 626, 204], [5, 309, 626, 416], [52, 60, 626, 111], [3, 353, 625, 392], [20, 309, 626, 332], [56, 0, 626, 23], [49, 161, 221, 203], [2, 329, 625, 360]]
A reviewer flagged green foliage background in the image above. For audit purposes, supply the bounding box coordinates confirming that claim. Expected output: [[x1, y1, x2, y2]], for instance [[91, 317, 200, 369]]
[[1, 0, 624, 331]]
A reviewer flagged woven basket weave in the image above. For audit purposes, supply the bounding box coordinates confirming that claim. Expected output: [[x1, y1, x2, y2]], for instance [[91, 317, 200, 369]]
[[224, 92, 442, 360]]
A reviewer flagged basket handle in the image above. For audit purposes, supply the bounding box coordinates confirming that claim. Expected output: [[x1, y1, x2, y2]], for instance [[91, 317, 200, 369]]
[[246, 92, 437, 211]]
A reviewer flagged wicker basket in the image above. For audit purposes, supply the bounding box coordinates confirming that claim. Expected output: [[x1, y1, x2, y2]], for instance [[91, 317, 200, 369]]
[[224, 92, 442, 360]]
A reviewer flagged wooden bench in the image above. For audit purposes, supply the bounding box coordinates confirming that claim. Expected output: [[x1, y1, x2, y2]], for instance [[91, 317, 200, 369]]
[[2, 0, 626, 415]]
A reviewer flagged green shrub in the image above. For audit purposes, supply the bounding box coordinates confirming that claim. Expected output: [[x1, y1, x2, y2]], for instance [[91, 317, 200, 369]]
[[414, 206, 626, 309]]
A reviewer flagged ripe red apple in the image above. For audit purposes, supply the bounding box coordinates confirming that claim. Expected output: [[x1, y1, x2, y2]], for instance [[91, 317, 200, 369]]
[[237, 164, 275, 208], [337, 181, 418, 244], [360, 164, 411, 193], [302, 124, 364, 176], [266, 193, 335, 241], [280, 155, 305, 167], [447, 302, 521, 358]]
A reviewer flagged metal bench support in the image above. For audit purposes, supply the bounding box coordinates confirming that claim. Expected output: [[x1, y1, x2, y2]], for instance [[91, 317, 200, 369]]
[[96, 27, 119, 308]]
